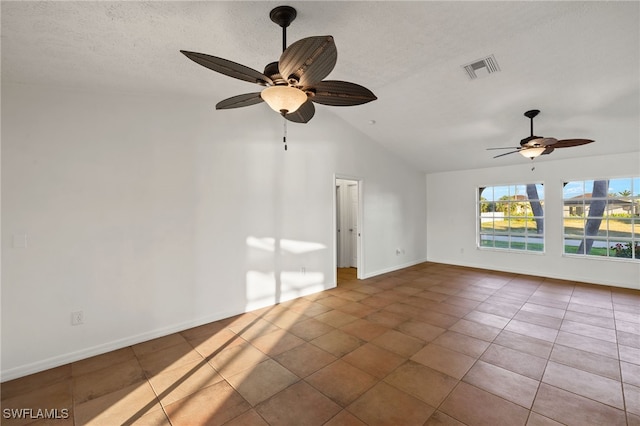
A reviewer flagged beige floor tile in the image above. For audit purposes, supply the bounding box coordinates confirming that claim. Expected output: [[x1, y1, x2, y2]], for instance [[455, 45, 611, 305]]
[[475, 300, 522, 318], [513, 310, 563, 329], [188, 327, 245, 357], [526, 412, 565, 426], [411, 344, 475, 380], [342, 343, 405, 379], [74, 381, 162, 426], [226, 359, 299, 405], [625, 383, 640, 416], [432, 330, 490, 358], [336, 301, 378, 318], [72, 348, 136, 377], [440, 382, 530, 426], [365, 310, 409, 327], [223, 409, 269, 426], [340, 318, 390, 341], [396, 320, 446, 343], [384, 360, 457, 407], [137, 341, 203, 376], [463, 360, 539, 408], [324, 409, 368, 425], [424, 410, 466, 425], [549, 344, 620, 380], [480, 343, 547, 380], [1, 365, 71, 401], [179, 320, 227, 341], [310, 329, 364, 357], [560, 320, 617, 343], [371, 329, 424, 357], [147, 359, 222, 405], [618, 330, 640, 348], [347, 381, 435, 426], [464, 310, 510, 329], [520, 302, 566, 319], [542, 361, 624, 409], [315, 310, 360, 328], [450, 318, 502, 342], [504, 319, 559, 343], [563, 310, 616, 329], [620, 344, 640, 365], [274, 342, 336, 378], [73, 358, 145, 404], [1, 381, 73, 426], [532, 383, 626, 426], [250, 328, 305, 356], [287, 317, 334, 341], [306, 360, 377, 406], [555, 331, 619, 359], [317, 295, 352, 309], [229, 318, 281, 341], [164, 380, 250, 426], [622, 361, 640, 387], [262, 308, 308, 329], [131, 333, 187, 357], [207, 341, 269, 377], [256, 381, 341, 425]]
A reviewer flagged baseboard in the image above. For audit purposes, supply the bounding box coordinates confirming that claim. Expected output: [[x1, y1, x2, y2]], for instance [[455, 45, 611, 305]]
[[362, 257, 429, 279], [427, 257, 639, 290], [0, 307, 244, 382]]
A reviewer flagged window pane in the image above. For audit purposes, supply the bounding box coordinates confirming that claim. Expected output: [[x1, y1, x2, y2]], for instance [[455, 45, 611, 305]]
[[526, 236, 544, 252], [564, 181, 585, 199], [479, 234, 494, 248], [609, 240, 636, 258], [564, 238, 583, 254], [564, 218, 584, 236], [609, 218, 633, 240], [478, 183, 543, 253]]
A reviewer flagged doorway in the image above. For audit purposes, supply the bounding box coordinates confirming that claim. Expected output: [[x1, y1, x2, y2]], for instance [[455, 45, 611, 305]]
[[335, 177, 361, 282]]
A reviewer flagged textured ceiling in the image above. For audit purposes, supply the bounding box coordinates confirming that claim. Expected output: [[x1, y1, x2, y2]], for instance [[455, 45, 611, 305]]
[[2, 1, 639, 172]]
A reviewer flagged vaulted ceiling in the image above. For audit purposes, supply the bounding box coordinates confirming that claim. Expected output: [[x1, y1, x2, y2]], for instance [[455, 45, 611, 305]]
[[2, 1, 638, 172]]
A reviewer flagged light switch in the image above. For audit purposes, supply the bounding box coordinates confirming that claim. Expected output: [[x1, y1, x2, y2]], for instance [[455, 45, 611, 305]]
[[12, 234, 27, 248]]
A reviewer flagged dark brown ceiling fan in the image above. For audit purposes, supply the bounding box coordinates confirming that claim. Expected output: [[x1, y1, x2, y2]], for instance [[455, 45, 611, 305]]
[[488, 109, 594, 159], [180, 5, 377, 124]]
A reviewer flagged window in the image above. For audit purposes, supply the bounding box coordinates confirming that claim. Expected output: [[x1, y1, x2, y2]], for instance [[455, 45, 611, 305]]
[[563, 177, 639, 260], [478, 184, 544, 252]]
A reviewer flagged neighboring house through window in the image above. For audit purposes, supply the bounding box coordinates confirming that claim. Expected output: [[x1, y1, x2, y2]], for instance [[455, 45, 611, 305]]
[[563, 177, 639, 260], [478, 183, 544, 252]]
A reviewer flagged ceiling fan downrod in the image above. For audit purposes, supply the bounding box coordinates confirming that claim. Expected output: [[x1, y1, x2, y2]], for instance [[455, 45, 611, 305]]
[[270, 5, 297, 53]]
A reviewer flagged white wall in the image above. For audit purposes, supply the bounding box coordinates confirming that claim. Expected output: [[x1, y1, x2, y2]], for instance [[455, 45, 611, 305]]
[[426, 152, 640, 289], [1, 83, 427, 380]]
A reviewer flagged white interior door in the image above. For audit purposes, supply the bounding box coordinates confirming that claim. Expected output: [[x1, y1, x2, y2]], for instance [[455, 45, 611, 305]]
[[348, 183, 358, 267], [336, 178, 360, 270]]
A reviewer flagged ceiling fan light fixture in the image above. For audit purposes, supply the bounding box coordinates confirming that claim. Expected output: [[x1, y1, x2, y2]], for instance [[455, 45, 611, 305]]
[[519, 147, 546, 159], [261, 85, 307, 115]]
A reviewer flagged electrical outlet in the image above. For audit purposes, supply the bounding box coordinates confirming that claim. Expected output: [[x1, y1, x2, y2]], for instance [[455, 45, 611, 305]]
[[300, 266, 306, 275], [71, 311, 84, 326]]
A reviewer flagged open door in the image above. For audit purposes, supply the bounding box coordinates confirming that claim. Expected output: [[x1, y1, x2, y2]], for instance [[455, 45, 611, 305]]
[[335, 177, 362, 281]]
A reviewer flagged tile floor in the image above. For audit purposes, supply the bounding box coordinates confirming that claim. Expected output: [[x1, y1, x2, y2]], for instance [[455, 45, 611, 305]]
[[2, 262, 639, 425]]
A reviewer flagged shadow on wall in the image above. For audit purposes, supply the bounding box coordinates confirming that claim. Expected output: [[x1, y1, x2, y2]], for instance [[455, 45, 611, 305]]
[[245, 236, 327, 311]]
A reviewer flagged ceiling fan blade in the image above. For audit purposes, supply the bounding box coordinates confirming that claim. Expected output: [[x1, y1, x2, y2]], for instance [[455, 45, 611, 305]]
[[487, 147, 521, 150], [284, 100, 315, 123], [493, 150, 520, 158], [542, 146, 555, 155], [553, 138, 595, 148], [181, 50, 272, 86], [216, 92, 264, 110], [311, 81, 377, 106], [279, 36, 337, 87]]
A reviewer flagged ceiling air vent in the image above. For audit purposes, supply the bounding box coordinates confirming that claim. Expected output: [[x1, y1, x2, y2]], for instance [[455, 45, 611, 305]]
[[463, 55, 500, 80]]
